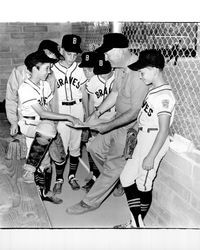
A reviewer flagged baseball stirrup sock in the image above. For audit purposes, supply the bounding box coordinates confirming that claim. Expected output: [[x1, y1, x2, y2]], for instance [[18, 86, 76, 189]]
[[68, 155, 79, 179], [34, 169, 45, 190], [44, 168, 53, 193], [55, 161, 66, 181], [139, 189, 152, 219], [88, 152, 100, 178], [124, 183, 141, 227]]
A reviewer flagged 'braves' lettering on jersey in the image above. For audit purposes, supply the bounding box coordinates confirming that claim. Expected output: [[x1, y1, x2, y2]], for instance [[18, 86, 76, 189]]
[[86, 74, 115, 106], [52, 61, 87, 103], [86, 74, 116, 120], [138, 84, 176, 128], [18, 79, 53, 120]]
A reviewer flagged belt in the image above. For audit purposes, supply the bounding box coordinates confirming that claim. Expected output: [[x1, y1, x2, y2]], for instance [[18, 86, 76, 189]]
[[138, 127, 158, 133], [23, 116, 37, 120], [62, 99, 82, 106]]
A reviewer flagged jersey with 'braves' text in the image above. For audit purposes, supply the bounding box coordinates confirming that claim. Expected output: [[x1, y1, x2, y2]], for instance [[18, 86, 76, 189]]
[[138, 84, 176, 129], [18, 79, 53, 123], [52, 61, 87, 109], [86, 73, 116, 120]]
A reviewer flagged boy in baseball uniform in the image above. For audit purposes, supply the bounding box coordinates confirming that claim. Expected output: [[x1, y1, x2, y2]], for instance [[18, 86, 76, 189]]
[[79, 52, 116, 192], [78, 51, 102, 192], [18, 50, 81, 203], [115, 49, 176, 228], [51, 34, 87, 192]]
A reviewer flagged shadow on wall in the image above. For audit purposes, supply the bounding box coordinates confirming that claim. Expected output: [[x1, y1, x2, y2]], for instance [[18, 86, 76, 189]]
[[0, 100, 6, 113]]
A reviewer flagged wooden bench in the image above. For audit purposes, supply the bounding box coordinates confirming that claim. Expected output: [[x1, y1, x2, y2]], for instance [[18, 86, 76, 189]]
[[0, 113, 51, 228]]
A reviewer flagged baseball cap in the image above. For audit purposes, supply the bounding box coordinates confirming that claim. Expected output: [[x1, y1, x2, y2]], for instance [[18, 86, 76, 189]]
[[61, 34, 82, 53], [128, 49, 165, 71], [93, 57, 112, 75], [95, 33, 129, 53], [38, 40, 63, 60], [24, 50, 57, 70], [79, 51, 105, 68]]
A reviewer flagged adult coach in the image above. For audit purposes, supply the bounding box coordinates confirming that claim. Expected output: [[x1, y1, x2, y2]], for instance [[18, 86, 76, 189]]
[[66, 33, 149, 214]]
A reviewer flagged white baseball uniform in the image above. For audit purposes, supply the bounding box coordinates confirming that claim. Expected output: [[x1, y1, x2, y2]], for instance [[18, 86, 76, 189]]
[[120, 84, 176, 191], [18, 79, 53, 159], [52, 61, 87, 156], [86, 73, 116, 121]]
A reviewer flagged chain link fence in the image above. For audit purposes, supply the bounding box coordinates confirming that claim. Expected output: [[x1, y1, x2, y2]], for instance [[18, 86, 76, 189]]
[[73, 22, 200, 150], [121, 22, 200, 150]]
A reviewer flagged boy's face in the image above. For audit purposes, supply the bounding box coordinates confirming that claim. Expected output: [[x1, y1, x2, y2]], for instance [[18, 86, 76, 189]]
[[83, 67, 94, 80], [61, 49, 78, 66], [36, 63, 52, 81], [139, 67, 155, 85]]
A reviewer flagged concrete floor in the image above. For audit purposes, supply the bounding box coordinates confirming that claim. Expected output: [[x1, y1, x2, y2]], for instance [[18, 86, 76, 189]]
[[44, 147, 131, 228]]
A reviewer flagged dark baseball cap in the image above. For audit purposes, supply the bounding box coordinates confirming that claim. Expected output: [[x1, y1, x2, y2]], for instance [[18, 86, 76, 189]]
[[61, 34, 82, 53], [128, 49, 165, 71], [93, 57, 112, 75], [95, 33, 129, 53], [24, 50, 57, 70], [79, 51, 105, 68], [38, 40, 63, 60]]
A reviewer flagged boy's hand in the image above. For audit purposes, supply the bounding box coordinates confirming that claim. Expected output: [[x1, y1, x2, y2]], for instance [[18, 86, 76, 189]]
[[70, 117, 83, 126], [10, 124, 18, 136], [142, 155, 155, 171]]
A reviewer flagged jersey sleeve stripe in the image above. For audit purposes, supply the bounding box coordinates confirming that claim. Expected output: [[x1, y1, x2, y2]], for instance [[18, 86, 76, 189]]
[[22, 98, 37, 104], [157, 111, 172, 116]]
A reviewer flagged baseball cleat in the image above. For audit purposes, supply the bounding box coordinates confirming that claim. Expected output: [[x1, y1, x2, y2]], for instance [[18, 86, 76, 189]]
[[53, 179, 64, 194], [68, 177, 80, 190]]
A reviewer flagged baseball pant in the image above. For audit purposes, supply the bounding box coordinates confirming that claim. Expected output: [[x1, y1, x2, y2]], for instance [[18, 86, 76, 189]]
[[120, 130, 170, 192], [57, 102, 84, 157], [83, 126, 128, 207]]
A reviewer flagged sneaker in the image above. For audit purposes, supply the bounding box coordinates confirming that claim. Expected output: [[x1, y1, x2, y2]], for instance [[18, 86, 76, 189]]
[[22, 170, 34, 183], [68, 177, 80, 190], [41, 191, 63, 204], [53, 179, 64, 194], [113, 182, 124, 197], [81, 179, 95, 193], [114, 220, 135, 229]]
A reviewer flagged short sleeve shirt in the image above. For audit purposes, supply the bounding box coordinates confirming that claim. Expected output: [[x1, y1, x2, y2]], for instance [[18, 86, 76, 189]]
[[86, 73, 116, 120], [138, 84, 176, 128], [18, 79, 53, 120]]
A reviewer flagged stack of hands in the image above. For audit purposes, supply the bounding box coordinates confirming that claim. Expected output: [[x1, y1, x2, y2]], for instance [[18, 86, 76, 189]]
[[69, 112, 109, 134]]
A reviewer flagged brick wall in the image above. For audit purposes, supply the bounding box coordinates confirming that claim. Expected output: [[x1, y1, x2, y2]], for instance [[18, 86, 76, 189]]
[[0, 22, 72, 102], [145, 149, 200, 228]]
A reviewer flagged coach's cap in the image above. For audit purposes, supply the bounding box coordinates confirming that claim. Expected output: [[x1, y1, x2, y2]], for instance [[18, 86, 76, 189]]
[[24, 50, 57, 70], [128, 49, 165, 71], [93, 57, 112, 75], [79, 51, 105, 68], [38, 40, 63, 60], [62, 34, 82, 53], [95, 33, 129, 53]]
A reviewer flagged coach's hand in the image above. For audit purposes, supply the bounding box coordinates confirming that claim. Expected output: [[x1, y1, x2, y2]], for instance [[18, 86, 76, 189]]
[[142, 155, 154, 171], [90, 122, 109, 134]]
